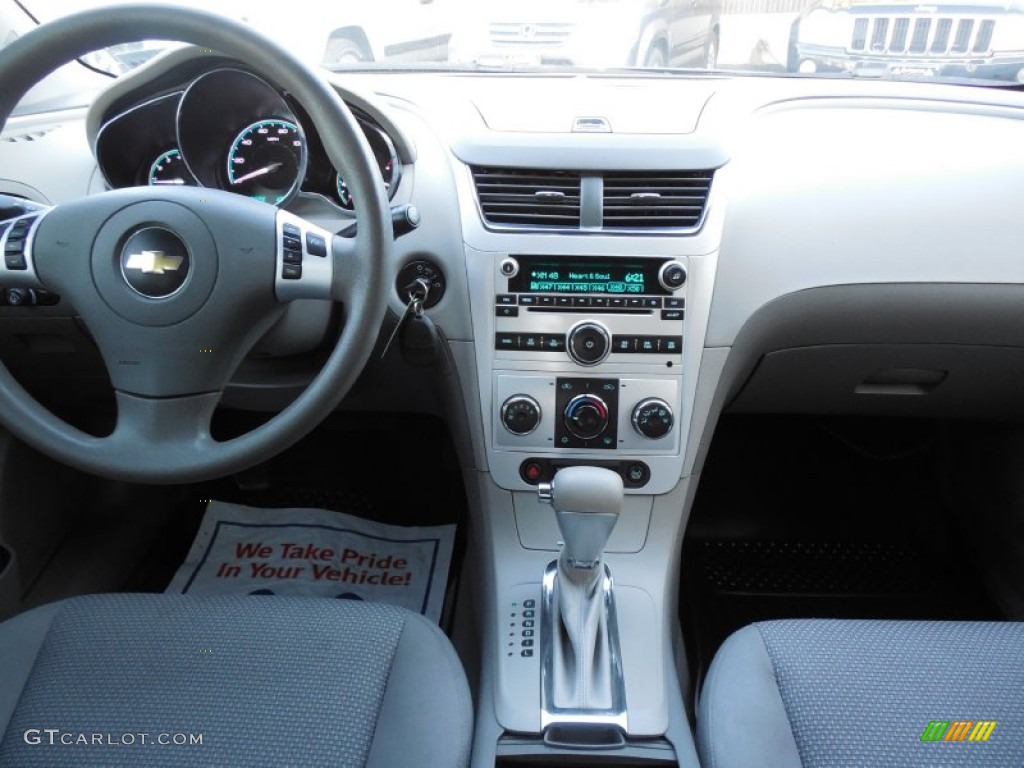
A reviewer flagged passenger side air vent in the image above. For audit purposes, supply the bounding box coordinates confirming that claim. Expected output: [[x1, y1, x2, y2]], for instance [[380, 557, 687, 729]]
[[602, 171, 713, 230], [471, 166, 581, 228]]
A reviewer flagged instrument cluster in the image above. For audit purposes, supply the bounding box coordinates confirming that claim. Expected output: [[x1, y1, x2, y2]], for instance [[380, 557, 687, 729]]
[[95, 67, 400, 210]]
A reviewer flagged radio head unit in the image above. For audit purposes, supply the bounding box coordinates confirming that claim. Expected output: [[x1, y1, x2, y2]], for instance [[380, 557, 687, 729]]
[[507, 255, 671, 296]]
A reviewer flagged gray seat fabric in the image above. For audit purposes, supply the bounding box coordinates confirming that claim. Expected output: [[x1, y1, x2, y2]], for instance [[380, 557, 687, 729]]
[[0, 594, 472, 767], [698, 619, 1024, 768]]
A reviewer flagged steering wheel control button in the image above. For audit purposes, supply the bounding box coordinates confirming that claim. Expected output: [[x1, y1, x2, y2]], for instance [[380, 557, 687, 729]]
[[501, 395, 542, 436], [2, 216, 37, 271], [500, 257, 519, 278], [305, 232, 327, 257], [658, 260, 687, 291], [632, 398, 674, 439], [275, 212, 334, 301], [555, 378, 619, 449], [567, 321, 610, 366], [120, 227, 190, 298]]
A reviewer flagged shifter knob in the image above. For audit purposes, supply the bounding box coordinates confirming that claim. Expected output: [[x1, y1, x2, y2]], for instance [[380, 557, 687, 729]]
[[539, 466, 623, 568]]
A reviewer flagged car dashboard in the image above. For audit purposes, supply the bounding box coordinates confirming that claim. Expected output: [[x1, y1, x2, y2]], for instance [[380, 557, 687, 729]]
[[3, 44, 1024, 765]]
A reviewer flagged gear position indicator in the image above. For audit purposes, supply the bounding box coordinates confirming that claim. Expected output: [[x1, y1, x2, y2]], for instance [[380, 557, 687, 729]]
[[554, 377, 619, 449]]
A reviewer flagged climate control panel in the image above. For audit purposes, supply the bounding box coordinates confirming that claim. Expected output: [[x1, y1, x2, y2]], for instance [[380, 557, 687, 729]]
[[494, 374, 680, 455]]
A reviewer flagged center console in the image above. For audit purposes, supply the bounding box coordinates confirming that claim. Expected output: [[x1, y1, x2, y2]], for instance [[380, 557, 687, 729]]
[[477, 251, 689, 495]]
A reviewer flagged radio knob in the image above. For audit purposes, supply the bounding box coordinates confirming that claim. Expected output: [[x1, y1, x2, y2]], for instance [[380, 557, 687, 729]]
[[501, 395, 542, 435], [567, 321, 610, 366], [632, 398, 674, 439], [564, 394, 610, 440], [499, 257, 519, 278], [659, 261, 687, 291]]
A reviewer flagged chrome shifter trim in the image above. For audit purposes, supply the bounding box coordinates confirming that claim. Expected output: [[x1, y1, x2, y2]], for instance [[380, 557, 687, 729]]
[[539, 560, 628, 733]]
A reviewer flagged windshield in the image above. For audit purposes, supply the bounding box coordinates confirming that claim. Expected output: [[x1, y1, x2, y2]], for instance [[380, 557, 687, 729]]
[[7, 0, 1024, 91]]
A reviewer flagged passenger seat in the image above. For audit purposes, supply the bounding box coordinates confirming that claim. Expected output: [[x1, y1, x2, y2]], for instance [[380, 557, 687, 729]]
[[697, 619, 1024, 766]]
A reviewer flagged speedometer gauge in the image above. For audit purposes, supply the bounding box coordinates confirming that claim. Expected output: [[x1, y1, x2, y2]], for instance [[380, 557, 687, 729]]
[[226, 119, 305, 205], [148, 149, 196, 187]]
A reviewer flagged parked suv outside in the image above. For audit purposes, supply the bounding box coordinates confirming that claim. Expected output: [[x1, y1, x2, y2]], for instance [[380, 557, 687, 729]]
[[244, 0, 452, 67], [789, 0, 1024, 82], [449, 0, 721, 69]]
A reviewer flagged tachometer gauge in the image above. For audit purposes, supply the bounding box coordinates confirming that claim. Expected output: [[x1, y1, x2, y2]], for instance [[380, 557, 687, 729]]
[[226, 119, 305, 205], [148, 148, 196, 187]]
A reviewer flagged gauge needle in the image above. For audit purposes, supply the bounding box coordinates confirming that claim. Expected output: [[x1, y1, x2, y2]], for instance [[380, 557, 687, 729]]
[[231, 162, 283, 185], [152, 179, 186, 185]]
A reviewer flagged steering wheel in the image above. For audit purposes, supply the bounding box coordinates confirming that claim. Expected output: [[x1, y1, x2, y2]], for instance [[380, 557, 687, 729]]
[[0, 5, 391, 483]]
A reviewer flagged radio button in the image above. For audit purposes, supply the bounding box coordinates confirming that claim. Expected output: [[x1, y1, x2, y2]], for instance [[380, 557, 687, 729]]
[[568, 322, 610, 366], [661, 309, 684, 321], [643, 298, 663, 308], [661, 337, 682, 353], [521, 335, 541, 350], [665, 297, 685, 309], [627, 297, 644, 309], [497, 294, 517, 305], [573, 297, 591, 307], [556, 296, 572, 307], [495, 333, 519, 350], [538, 296, 555, 306], [518, 295, 537, 305], [592, 297, 609, 308], [496, 305, 519, 318], [638, 337, 659, 353], [612, 336, 636, 353], [609, 297, 627, 309], [542, 336, 566, 352]]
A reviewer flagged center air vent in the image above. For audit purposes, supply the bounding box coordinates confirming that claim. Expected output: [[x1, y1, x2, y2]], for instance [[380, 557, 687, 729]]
[[471, 167, 581, 228], [603, 171, 713, 229]]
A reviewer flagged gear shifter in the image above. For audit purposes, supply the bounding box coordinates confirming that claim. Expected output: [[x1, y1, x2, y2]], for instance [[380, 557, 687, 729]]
[[538, 467, 624, 716]]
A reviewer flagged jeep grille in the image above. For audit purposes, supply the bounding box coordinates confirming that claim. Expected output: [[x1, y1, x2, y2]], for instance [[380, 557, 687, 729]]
[[850, 16, 996, 57]]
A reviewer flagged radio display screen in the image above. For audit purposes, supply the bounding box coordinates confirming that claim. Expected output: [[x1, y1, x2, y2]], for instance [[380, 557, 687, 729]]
[[507, 256, 669, 296]]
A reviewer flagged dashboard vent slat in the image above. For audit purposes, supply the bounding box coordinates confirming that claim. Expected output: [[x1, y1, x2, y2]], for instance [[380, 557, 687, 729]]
[[602, 170, 713, 230], [472, 166, 581, 228]]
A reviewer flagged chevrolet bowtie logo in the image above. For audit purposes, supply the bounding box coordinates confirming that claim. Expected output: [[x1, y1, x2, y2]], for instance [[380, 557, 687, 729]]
[[124, 250, 183, 275]]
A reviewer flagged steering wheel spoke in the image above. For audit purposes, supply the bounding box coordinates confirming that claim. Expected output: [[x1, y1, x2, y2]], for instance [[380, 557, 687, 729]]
[[109, 391, 219, 464]]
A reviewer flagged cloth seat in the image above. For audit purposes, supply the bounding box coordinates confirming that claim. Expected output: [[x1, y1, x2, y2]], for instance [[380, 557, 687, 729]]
[[0, 594, 472, 767], [697, 619, 1024, 768]]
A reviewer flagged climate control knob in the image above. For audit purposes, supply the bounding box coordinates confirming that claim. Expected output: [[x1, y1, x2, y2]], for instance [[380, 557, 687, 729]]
[[567, 321, 610, 366], [564, 394, 610, 439], [501, 395, 542, 435], [632, 398, 674, 439]]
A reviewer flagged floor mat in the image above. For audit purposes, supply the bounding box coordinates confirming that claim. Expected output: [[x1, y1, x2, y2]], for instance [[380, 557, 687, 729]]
[[167, 501, 455, 623], [682, 415, 1000, 691]]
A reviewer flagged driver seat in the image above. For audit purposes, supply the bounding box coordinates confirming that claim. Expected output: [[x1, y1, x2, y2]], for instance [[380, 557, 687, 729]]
[[0, 594, 472, 767]]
